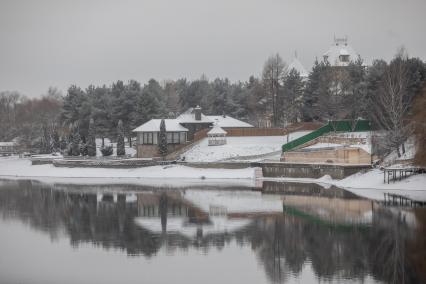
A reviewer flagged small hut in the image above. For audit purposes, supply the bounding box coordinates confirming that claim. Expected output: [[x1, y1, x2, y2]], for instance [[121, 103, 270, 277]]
[[207, 125, 227, 146]]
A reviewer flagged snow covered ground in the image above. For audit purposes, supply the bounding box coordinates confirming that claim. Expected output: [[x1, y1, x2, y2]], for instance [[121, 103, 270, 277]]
[[183, 131, 311, 162], [0, 157, 255, 184], [95, 138, 137, 157]]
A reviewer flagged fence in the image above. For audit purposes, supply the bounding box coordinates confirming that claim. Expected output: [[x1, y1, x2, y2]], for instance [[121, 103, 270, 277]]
[[282, 120, 372, 152]]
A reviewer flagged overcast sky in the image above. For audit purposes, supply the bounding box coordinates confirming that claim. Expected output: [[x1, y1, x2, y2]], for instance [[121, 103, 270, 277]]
[[1, 0, 425, 97]]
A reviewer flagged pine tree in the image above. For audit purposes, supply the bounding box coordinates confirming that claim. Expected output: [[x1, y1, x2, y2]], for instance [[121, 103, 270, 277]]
[[116, 119, 125, 156], [52, 127, 60, 152], [281, 69, 304, 124], [158, 119, 168, 158], [60, 136, 67, 151], [87, 118, 97, 157], [71, 124, 81, 156]]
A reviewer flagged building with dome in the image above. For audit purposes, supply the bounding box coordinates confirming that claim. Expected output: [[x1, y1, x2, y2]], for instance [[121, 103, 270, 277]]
[[323, 36, 359, 67]]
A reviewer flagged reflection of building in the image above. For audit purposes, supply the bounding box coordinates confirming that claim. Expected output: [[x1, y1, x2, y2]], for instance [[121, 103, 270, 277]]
[[96, 193, 137, 203], [134, 191, 278, 238], [283, 195, 373, 225]]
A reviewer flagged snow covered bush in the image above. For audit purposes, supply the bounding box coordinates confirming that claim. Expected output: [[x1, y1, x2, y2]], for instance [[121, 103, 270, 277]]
[[101, 145, 113, 156], [79, 143, 88, 156]]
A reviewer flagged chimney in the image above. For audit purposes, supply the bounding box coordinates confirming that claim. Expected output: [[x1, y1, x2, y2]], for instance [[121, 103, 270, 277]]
[[194, 105, 202, 121]]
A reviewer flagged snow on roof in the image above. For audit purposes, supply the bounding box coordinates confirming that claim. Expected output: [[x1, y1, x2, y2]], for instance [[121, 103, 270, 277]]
[[206, 115, 253, 128], [176, 108, 212, 123], [132, 119, 188, 132], [288, 57, 308, 78], [208, 125, 227, 135], [323, 37, 358, 67]]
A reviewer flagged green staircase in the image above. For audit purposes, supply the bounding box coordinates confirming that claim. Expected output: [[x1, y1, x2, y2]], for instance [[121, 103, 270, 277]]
[[282, 119, 371, 153]]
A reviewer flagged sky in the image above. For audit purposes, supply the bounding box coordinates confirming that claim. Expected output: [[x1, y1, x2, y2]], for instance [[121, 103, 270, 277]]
[[1, 0, 425, 98]]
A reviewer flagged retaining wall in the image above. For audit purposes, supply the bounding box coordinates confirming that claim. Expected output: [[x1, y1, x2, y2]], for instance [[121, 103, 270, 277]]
[[259, 162, 370, 179], [53, 158, 157, 168], [282, 147, 371, 165]]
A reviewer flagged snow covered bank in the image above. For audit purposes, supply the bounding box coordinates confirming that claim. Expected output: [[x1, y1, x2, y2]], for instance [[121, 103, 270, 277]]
[[0, 157, 256, 183], [261, 168, 426, 201]]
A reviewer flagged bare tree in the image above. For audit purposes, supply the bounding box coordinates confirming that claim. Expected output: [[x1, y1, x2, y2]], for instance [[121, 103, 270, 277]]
[[372, 51, 413, 157], [262, 54, 287, 127]]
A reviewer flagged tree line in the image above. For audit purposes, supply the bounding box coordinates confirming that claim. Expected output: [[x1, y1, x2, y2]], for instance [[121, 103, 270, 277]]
[[0, 49, 425, 157]]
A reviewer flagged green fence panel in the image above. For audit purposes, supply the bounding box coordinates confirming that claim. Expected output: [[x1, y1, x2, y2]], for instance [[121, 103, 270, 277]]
[[282, 119, 371, 152]]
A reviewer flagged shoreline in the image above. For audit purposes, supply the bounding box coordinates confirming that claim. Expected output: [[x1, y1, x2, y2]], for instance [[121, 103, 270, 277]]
[[1, 157, 425, 202]]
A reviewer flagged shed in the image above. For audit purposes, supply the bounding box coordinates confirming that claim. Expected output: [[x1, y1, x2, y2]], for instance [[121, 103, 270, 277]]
[[207, 125, 227, 146]]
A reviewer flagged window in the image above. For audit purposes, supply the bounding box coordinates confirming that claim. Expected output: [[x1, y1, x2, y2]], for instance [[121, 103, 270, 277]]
[[143, 132, 153, 144], [339, 55, 349, 62], [167, 132, 181, 144]]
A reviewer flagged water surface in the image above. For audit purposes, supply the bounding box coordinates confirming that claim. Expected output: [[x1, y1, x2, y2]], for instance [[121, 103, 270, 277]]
[[0, 179, 424, 284]]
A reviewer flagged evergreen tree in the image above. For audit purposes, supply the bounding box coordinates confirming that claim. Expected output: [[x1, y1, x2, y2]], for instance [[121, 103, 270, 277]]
[[60, 136, 67, 151], [71, 124, 81, 156], [52, 127, 60, 152], [87, 85, 112, 144], [61, 85, 91, 138], [302, 60, 331, 121], [87, 118, 97, 157], [116, 120, 125, 156], [281, 69, 304, 124], [158, 119, 168, 158]]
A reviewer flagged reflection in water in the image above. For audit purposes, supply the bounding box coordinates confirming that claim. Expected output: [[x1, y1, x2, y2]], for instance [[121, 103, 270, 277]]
[[0, 179, 424, 284]]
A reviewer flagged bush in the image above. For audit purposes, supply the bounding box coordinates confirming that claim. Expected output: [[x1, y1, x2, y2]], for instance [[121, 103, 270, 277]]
[[80, 143, 88, 156], [101, 145, 113, 156]]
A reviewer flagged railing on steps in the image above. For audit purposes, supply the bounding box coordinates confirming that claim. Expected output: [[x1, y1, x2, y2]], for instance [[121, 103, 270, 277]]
[[282, 119, 372, 153]]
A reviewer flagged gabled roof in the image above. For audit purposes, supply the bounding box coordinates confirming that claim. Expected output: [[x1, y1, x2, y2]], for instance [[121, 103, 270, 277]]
[[207, 125, 227, 135], [176, 108, 212, 123], [206, 115, 253, 128], [288, 57, 308, 78], [133, 119, 188, 132]]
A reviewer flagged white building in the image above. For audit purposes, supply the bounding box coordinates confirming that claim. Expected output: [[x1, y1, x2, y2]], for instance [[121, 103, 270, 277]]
[[207, 125, 227, 146], [323, 36, 359, 67]]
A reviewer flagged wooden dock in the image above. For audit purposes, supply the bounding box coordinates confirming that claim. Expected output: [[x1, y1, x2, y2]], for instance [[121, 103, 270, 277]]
[[383, 166, 420, 184], [383, 193, 426, 207]]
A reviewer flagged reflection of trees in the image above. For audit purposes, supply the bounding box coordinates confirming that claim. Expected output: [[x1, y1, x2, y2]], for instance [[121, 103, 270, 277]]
[[0, 180, 424, 283], [244, 209, 422, 284]]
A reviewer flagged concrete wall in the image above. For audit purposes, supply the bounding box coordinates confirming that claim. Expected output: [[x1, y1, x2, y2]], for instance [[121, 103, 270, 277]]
[[282, 147, 371, 165], [53, 159, 157, 168], [260, 162, 370, 179]]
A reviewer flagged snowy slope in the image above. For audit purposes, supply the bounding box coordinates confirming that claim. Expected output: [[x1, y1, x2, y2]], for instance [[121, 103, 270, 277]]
[[183, 131, 311, 162]]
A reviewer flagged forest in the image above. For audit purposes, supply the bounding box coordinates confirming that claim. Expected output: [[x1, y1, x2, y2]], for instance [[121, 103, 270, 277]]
[[0, 49, 425, 159]]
